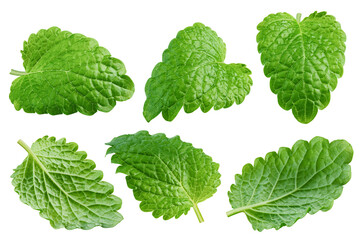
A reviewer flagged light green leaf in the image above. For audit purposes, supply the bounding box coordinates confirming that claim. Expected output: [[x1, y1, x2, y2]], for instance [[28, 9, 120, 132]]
[[257, 11, 346, 123], [143, 22, 252, 122], [10, 27, 134, 115], [12, 136, 123, 230], [227, 136, 352, 231], [106, 131, 221, 222]]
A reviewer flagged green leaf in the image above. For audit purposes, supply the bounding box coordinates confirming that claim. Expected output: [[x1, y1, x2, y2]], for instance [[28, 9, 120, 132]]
[[257, 11, 346, 123], [143, 22, 252, 122], [106, 131, 221, 222], [10, 27, 135, 115], [227, 136, 352, 231], [12, 136, 123, 230]]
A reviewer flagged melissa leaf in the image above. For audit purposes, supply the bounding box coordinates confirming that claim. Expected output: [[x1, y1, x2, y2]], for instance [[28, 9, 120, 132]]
[[106, 131, 221, 222], [143, 23, 252, 122], [10, 27, 135, 115], [12, 136, 123, 229], [227, 136, 352, 231], [257, 12, 346, 123]]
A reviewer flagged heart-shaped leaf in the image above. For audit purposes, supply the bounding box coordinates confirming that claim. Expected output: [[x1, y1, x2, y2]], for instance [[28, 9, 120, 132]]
[[257, 12, 346, 123]]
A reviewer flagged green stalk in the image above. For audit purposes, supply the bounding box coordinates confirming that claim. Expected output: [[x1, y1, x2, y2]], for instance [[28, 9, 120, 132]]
[[226, 208, 243, 217], [10, 69, 27, 76], [193, 203, 204, 223], [296, 13, 302, 23], [18, 139, 33, 156]]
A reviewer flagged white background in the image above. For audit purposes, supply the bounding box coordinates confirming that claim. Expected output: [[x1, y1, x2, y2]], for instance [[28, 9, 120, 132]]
[[0, 0, 358, 239]]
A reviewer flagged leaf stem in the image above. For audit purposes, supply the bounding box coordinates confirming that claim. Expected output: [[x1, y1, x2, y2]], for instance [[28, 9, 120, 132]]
[[296, 13, 302, 23], [10, 69, 27, 76], [226, 208, 243, 217], [18, 139, 35, 157], [193, 203, 204, 223]]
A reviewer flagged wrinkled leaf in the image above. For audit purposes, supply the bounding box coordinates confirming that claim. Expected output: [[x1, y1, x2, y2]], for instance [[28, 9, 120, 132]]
[[144, 23, 252, 122], [10, 27, 134, 115], [257, 12, 346, 123], [12, 136, 123, 229], [227, 136, 352, 231], [106, 131, 221, 222]]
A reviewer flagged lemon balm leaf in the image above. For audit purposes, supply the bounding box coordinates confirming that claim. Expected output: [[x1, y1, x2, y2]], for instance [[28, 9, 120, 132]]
[[143, 23, 252, 122], [9, 27, 134, 115], [257, 12, 346, 123], [227, 137, 353, 231], [106, 131, 221, 222], [11, 136, 123, 229]]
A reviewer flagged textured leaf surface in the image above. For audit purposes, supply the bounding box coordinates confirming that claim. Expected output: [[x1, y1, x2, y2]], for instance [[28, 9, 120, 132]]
[[106, 131, 221, 222], [143, 23, 252, 122], [10, 27, 134, 115], [257, 12, 346, 123], [227, 137, 352, 231], [12, 136, 123, 229]]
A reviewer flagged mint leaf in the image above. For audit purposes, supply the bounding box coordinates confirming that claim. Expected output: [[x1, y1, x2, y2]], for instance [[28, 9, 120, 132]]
[[257, 12, 346, 123], [143, 23, 252, 122], [10, 27, 135, 115], [106, 131, 221, 222], [12, 136, 123, 229], [227, 137, 352, 231]]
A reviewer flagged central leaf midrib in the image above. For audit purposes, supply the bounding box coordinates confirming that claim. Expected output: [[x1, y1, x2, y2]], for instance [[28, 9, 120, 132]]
[[232, 187, 299, 213], [123, 151, 195, 203], [153, 154, 196, 205], [18, 69, 125, 110], [295, 17, 308, 102]]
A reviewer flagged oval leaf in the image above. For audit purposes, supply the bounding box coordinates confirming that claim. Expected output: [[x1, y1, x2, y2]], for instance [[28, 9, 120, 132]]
[[227, 136, 352, 231], [12, 136, 123, 229]]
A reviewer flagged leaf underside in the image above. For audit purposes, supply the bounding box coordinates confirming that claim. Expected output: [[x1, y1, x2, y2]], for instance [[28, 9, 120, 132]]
[[143, 22, 252, 122], [10, 27, 135, 115], [227, 136, 352, 231], [106, 131, 221, 222], [12, 136, 123, 230], [257, 11, 346, 123]]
